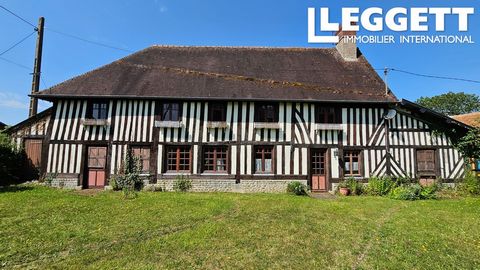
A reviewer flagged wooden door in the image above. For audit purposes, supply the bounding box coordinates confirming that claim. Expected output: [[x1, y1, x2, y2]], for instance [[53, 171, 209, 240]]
[[87, 146, 107, 188], [24, 139, 43, 168], [311, 149, 327, 192]]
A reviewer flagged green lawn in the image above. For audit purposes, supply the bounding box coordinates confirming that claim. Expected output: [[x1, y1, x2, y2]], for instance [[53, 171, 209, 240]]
[[1, 186, 479, 269]]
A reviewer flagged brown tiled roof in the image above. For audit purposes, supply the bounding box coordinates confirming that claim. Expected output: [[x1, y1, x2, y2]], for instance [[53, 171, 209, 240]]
[[452, 112, 480, 128], [33, 46, 397, 102]]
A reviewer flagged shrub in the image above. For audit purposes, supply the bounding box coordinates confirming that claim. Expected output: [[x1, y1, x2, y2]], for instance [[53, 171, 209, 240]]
[[365, 176, 395, 196], [389, 185, 421, 200], [0, 132, 38, 186], [110, 151, 143, 198], [173, 175, 192, 192], [389, 183, 439, 201], [337, 178, 363, 195], [457, 171, 480, 195], [286, 181, 308, 196]]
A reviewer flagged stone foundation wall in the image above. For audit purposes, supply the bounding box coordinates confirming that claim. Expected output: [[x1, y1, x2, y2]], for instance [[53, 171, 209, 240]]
[[50, 177, 81, 190], [152, 178, 308, 193]]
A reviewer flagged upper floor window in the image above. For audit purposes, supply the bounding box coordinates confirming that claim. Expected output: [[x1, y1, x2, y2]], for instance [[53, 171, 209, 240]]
[[161, 102, 181, 121], [131, 146, 151, 174], [255, 103, 278, 123], [208, 102, 227, 122], [89, 101, 108, 120], [316, 107, 337, 123], [344, 150, 361, 176]]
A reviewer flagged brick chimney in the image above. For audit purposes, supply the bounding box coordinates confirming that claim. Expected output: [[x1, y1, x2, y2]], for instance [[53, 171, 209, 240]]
[[335, 24, 357, 61]]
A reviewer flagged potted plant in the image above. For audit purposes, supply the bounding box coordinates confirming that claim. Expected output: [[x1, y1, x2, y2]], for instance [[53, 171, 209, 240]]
[[338, 180, 350, 196]]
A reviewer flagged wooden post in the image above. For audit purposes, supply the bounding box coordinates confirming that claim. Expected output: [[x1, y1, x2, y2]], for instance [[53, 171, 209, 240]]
[[29, 17, 44, 117]]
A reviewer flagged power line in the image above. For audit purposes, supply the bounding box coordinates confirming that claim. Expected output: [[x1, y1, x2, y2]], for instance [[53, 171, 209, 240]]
[[376, 67, 480, 84], [46, 28, 134, 53], [0, 5, 36, 29], [0, 30, 36, 56], [0, 56, 31, 70]]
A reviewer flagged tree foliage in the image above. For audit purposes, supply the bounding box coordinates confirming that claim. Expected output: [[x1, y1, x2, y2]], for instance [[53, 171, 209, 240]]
[[454, 128, 480, 160], [0, 132, 38, 186], [416, 92, 480, 116]]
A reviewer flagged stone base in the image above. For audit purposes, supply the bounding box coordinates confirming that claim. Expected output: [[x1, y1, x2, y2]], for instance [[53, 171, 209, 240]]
[[50, 178, 81, 190], [154, 178, 308, 193]]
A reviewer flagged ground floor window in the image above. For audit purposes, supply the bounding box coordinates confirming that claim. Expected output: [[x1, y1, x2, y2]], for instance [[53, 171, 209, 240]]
[[255, 146, 273, 173], [417, 149, 436, 176], [166, 146, 191, 172], [203, 146, 228, 173], [344, 150, 361, 176], [131, 146, 150, 173]]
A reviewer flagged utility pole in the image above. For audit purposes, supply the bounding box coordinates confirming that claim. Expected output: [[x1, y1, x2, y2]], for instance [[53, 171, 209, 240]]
[[29, 17, 44, 117]]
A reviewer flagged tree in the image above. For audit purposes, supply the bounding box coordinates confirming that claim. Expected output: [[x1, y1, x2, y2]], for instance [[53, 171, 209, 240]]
[[455, 128, 480, 160], [416, 92, 480, 116]]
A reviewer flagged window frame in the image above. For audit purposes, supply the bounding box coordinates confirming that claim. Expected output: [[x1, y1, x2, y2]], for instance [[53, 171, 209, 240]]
[[254, 102, 279, 123], [87, 101, 109, 120], [315, 106, 338, 124], [160, 102, 182, 121], [165, 145, 192, 173], [208, 102, 227, 122], [254, 145, 274, 174], [130, 145, 151, 174], [202, 145, 229, 173], [343, 150, 362, 177]]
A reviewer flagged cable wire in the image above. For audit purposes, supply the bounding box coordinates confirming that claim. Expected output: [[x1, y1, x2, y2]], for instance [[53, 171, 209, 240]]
[[0, 5, 36, 29], [46, 28, 133, 53], [0, 56, 31, 70], [0, 30, 36, 56], [377, 67, 480, 84]]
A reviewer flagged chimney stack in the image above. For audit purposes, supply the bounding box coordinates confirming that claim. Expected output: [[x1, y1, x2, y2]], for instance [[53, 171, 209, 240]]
[[335, 24, 357, 61]]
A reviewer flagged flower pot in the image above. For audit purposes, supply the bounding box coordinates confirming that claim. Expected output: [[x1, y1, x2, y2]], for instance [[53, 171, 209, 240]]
[[339, 187, 350, 196]]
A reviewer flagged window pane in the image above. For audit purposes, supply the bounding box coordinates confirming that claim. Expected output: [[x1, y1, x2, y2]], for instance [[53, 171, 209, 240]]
[[264, 159, 272, 172], [255, 159, 262, 172]]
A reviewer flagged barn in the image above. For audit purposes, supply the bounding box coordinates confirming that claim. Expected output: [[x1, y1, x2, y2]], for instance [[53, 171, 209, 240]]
[[6, 31, 471, 192]]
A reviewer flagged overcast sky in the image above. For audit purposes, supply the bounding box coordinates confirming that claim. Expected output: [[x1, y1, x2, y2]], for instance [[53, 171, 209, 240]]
[[0, 0, 479, 125]]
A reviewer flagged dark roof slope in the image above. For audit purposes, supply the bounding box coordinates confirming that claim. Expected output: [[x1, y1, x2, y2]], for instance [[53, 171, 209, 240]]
[[34, 46, 397, 102]]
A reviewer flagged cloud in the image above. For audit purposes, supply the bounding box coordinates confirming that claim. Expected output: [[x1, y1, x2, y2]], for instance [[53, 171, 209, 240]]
[[0, 92, 29, 110]]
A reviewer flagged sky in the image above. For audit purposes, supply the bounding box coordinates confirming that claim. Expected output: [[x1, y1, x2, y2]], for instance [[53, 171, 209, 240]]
[[0, 0, 479, 125]]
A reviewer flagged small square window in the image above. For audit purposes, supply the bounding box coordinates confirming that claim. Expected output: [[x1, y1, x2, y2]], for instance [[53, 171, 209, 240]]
[[255, 103, 278, 123], [208, 102, 227, 122], [161, 103, 181, 121], [316, 107, 337, 123], [89, 101, 108, 120]]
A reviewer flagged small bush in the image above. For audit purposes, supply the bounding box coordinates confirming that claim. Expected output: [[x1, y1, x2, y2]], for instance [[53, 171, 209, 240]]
[[365, 176, 395, 196], [286, 181, 308, 196], [110, 151, 143, 198], [336, 178, 363, 195], [173, 175, 192, 192], [457, 171, 480, 195], [389, 185, 421, 200]]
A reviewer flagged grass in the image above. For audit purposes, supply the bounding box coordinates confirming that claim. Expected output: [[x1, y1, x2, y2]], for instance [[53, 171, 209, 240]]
[[1, 186, 479, 269]]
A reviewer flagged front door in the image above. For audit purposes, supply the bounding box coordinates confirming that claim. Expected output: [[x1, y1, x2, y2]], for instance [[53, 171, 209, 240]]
[[87, 146, 107, 188], [311, 149, 327, 192]]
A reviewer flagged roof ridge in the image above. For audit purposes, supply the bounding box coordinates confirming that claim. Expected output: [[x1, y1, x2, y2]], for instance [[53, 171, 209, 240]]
[[150, 45, 336, 51]]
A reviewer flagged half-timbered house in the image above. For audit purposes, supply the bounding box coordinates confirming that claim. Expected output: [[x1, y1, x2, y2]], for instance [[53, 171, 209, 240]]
[[7, 32, 471, 191]]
